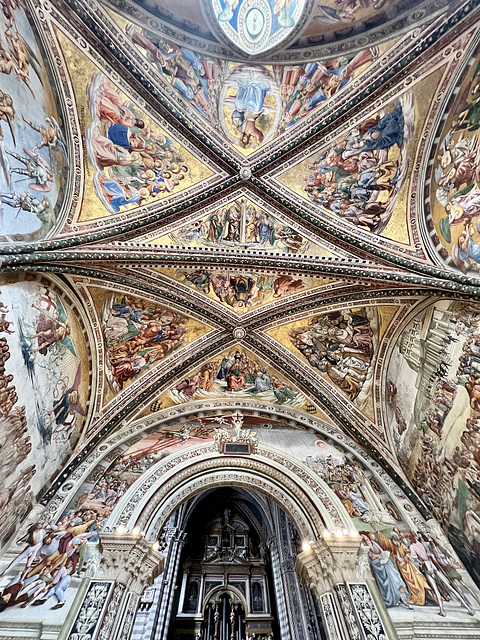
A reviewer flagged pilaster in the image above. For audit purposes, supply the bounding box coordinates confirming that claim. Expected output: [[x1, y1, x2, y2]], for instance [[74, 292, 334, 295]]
[[296, 537, 397, 640], [59, 534, 164, 640]]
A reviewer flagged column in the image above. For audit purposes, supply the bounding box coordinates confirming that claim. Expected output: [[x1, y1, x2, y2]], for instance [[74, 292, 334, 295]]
[[153, 527, 186, 640], [58, 533, 164, 640], [268, 537, 291, 640], [128, 527, 186, 640], [296, 537, 397, 640]]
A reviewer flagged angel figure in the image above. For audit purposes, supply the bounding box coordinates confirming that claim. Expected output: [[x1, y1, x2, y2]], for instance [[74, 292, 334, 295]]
[[30, 294, 76, 356], [0, 91, 14, 143], [50, 364, 86, 440], [7, 148, 53, 192], [273, 0, 295, 27], [217, 0, 239, 22], [22, 114, 68, 166]]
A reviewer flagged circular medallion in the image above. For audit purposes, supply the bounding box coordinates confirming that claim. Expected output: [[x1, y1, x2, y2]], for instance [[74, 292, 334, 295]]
[[209, 0, 306, 55], [245, 7, 265, 41]]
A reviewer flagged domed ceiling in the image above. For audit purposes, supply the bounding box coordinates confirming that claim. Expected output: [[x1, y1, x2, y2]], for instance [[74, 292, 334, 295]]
[[2, 0, 480, 598]]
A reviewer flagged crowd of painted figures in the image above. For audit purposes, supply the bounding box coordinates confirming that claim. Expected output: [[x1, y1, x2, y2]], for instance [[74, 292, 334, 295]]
[[174, 350, 300, 404], [434, 59, 480, 270], [180, 271, 307, 310], [125, 22, 379, 136], [360, 528, 480, 617], [388, 307, 480, 586], [289, 308, 374, 400], [0, 293, 32, 548], [302, 439, 480, 616], [303, 454, 373, 518], [172, 200, 308, 253], [315, 0, 395, 25], [0, 509, 104, 612], [87, 74, 191, 213], [0, 421, 216, 612], [103, 296, 187, 390], [303, 96, 413, 234]]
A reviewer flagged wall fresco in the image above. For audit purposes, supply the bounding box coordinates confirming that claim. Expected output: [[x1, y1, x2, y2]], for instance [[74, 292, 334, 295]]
[[268, 428, 480, 619], [29, 423, 480, 624], [386, 300, 480, 588], [57, 30, 214, 222], [0, 0, 69, 242], [309, 0, 399, 36], [428, 45, 480, 272], [0, 277, 89, 550]]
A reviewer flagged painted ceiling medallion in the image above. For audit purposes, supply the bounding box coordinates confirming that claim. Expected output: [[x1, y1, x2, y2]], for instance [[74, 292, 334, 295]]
[[211, 0, 306, 55]]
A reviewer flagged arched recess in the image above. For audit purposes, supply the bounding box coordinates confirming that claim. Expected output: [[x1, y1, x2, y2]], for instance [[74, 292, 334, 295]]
[[38, 400, 432, 556]]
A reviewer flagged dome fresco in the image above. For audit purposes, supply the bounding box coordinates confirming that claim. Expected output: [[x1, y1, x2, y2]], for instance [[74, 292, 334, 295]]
[[3, 0, 480, 638]]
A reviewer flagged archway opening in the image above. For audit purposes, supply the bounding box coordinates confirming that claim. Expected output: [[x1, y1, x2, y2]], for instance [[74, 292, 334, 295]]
[[162, 487, 325, 640]]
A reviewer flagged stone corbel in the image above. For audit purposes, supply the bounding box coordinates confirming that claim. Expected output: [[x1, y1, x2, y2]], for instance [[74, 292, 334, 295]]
[[99, 533, 165, 596]]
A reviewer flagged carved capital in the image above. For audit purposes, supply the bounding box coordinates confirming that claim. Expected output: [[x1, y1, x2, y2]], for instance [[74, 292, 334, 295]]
[[295, 537, 361, 597], [99, 533, 164, 596]]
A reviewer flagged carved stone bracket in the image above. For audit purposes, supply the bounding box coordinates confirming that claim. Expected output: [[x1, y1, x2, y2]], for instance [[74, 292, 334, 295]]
[[99, 533, 164, 596], [295, 537, 360, 597]]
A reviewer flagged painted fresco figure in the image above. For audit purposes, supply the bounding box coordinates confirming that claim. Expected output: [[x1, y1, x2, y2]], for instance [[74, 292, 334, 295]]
[[50, 364, 86, 440], [223, 203, 241, 242], [360, 532, 412, 608], [0, 191, 49, 218], [208, 210, 224, 243], [409, 533, 475, 617], [30, 313, 70, 355], [0, 523, 45, 578], [226, 353, 247, 391], [231, 78, 269, 148], [32, 560, 74, 609], [254, 367, 272, 393], [7, 149, 52, 192], [258, 212, 274, 245], [230, 276, 254, 308], [373, 530, 431, 606], [21, 115, 68, 164]]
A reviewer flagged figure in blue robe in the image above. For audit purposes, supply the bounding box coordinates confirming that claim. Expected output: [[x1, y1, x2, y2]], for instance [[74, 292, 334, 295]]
[[232, 79, 269, 131], [360, 102, 404, 151], [104, 181, 141, 212]]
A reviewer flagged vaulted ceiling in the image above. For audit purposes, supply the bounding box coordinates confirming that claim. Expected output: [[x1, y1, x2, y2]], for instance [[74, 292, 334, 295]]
[[2, 0, 480, 527]]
